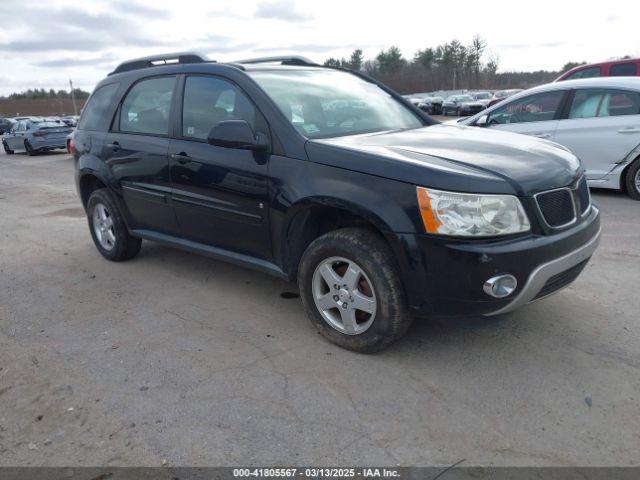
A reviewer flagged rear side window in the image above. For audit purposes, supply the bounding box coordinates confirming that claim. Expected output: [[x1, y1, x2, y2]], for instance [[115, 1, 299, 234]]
[[565, 66, 601, 80], [119, 76, 175, 135], [610, 63, 638, 76], [78, 83, 119, 131], [181, 76, 259, 140], [569, 89, 640, 118]]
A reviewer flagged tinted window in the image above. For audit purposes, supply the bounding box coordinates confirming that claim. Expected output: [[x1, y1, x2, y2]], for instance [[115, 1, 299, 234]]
[[565, 66, 601, 80], [182, 76, 258, 140], [488, 91, 565, 124], [569, 89, 640, 119], [610, 63, 638, 76], [78, 83, 119, 131], [119, 77, 175, 135]]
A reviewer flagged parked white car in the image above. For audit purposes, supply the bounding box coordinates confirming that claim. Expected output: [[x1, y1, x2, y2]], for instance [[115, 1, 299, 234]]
[[459, 77, 640, 199]]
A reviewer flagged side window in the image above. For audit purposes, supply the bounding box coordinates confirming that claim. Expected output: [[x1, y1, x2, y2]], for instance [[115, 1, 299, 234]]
[[17, 121, 26, 132], [78, 83, 120, 131], [119, 76, 175, 135], [565, 66, 601, 80], [610, 63, 638, 77], [182, 76, 258, 140], [569, 89, 640, 119], [488, 91, 565, 125]]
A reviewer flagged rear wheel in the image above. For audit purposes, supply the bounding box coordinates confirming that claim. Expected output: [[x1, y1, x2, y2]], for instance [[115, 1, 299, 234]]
[[624, 158, 640, 201], [87, 188, 141, 261], [2, 141, 13, 155], [24, 140, 36, 156], [298, 228, 412, 353]]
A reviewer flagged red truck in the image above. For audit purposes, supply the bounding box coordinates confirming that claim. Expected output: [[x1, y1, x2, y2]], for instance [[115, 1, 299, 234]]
[[556, 58, 640, 81]]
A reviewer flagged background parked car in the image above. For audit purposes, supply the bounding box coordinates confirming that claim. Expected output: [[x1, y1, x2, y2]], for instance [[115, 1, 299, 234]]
[[418, 96, 444, 114], [442, 94, 484, 116], [487, 89, 523, 107], [460, 77, 640, 199], [468, 91, 493, 108], [2, 117, 73, 155], [61, 115, 80, 127], [556, 58, 640, 81], [0, 117, 16, 135]]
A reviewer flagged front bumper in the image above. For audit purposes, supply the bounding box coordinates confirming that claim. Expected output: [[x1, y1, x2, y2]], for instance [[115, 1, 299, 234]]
[[386, 205, 601, 317]]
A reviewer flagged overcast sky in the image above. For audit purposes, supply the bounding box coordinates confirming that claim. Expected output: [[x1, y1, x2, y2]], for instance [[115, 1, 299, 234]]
[[0, 0, 638, 95]]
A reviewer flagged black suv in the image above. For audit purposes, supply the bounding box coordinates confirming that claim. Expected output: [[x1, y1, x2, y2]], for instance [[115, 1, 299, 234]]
[[74, 53, 601, 352]]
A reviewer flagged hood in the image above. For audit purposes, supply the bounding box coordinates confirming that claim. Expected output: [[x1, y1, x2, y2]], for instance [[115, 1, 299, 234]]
[[305, 124, 582, 196]]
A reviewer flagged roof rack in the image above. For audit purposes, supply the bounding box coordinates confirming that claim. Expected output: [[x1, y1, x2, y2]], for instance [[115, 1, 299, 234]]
[[109, 52, 211, 76], [234, 56, 318, 67]]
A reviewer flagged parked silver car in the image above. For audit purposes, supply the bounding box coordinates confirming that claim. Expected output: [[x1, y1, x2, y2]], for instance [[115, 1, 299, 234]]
[[459, 77, 640, 199], [2, 118, 73, 155]]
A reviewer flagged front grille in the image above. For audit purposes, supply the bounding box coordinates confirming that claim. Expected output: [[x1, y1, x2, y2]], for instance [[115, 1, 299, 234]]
[[536, 188, 575, 227], [532, 259, 589, 300], [576, 176, 591, 214]]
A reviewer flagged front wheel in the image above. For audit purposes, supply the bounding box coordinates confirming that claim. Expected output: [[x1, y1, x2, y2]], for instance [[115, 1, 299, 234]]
[[2, 141, 13, 155], [298, 228, 412, 353], [87, 188, 141, 261], [624, 158, 640, 201]]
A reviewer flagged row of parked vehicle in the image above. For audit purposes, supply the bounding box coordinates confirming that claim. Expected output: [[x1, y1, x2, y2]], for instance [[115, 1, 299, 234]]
[[404, 90, 523, 116], [1, 115, 77, 155]]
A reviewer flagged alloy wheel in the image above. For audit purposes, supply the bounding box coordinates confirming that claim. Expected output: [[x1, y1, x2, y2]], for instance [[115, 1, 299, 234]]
[[311, 256, 377, 335], [92, 203, 116, 251]]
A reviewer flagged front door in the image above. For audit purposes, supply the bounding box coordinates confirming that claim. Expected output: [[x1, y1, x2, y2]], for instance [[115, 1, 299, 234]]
[[169, 75, 271, 259], [486, 90, 567, 140], [103, 75, 179, 234]]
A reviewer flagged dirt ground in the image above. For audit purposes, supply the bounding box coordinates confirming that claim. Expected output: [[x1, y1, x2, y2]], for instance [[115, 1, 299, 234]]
[[1, 149, 639, 467]]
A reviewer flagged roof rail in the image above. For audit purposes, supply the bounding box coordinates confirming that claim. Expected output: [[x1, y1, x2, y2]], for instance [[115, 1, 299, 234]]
[[109, 52, 211, 76], [234, 56, 318, 67]]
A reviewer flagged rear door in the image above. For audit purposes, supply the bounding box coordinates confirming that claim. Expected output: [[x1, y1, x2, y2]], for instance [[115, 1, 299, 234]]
[[168, 74, 271, 259], [553, 88, 640, 179], [485, 90, 567, 140], [7, 120, 26, 150], [102, 75, 179, 234]]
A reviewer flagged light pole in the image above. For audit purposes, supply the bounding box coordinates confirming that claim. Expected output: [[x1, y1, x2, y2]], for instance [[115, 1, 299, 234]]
[[69, 79, 78, 115]]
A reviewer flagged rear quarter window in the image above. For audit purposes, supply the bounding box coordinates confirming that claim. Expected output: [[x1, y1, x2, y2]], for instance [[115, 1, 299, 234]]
[[610, 63, 638, 76], [565, 66, 601, 80], [78, 83, 120, 131]]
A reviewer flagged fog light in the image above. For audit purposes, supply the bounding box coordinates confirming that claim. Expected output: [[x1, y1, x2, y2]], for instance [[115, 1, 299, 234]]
[[483, 274, 517, 298]]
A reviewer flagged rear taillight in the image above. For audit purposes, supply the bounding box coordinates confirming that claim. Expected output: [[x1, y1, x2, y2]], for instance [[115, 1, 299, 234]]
[[69, 139, 75, 155]]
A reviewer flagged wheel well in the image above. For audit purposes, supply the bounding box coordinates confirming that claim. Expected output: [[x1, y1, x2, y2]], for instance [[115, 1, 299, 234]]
[[283, 205, 388, 279], [620, 154, 640, 191], [79, 175, 107, 208]]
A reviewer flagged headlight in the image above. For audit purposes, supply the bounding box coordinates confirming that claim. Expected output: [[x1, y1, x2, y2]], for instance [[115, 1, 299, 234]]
[[416, 186, 530, 237]]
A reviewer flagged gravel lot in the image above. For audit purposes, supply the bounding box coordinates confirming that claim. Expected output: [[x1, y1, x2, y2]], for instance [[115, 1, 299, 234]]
[[1, 149, 639, 467]]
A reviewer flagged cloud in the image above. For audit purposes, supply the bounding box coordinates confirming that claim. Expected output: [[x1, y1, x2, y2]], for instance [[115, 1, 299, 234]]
[[254, 0, 312, 21], [0, 4, 168, 53], [109, 0, 170, 19], [33, 54, 118, 68]]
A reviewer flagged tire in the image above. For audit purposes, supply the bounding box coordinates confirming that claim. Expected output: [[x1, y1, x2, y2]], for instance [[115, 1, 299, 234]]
[[457, 108, 462, 116], [624, 158, 640, 201], [2, 141, 13, 155], [24, 140, 36, 156], [298, 228, 411, 353], [86, 188, 141, 261], [443, 108, 448, 116]]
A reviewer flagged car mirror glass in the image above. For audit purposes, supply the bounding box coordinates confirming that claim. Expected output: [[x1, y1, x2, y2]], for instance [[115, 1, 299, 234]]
[[207, 120, 269, 151]]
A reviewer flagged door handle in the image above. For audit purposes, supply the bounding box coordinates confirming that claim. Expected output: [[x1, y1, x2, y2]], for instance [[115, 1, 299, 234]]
[[532, 133, 551, 139], [106, 141, 121, 152], [171, 152, 192, 164], [617, 128, 640, 134]]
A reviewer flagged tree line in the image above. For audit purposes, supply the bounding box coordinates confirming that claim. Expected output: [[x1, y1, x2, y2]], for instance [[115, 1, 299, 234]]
[[324, 36, 590, 93], [0, 88, 91, 101]]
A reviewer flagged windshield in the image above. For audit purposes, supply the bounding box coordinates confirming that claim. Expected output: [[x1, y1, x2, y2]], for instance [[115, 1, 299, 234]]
[[249, 69, 424, 139], [33, 121, 66, 128], [473, 92, 491, 99], [452, 95, 472, 102]]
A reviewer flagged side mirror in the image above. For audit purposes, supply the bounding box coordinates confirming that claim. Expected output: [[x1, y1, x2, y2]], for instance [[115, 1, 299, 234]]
[[207, 120, 269, 151], [476, 114, 489, 127]]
